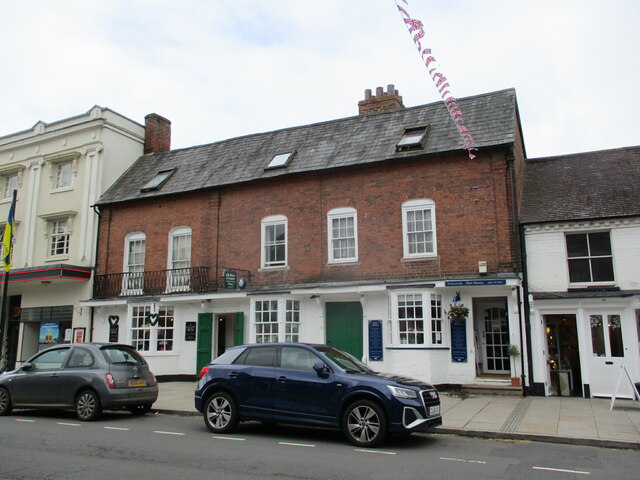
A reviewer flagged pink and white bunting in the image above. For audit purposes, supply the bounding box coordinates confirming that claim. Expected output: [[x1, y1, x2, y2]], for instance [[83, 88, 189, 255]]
[[394, 0, 478, 159]]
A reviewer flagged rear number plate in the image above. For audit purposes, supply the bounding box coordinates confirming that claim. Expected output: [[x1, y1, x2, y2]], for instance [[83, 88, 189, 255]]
[[128, 379, 147, 387], [429, 405, 440, 416]]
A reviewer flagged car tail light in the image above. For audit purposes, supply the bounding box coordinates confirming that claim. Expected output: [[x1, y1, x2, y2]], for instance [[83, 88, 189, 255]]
[[150, 373, 158, 386], [105, 372, 116, 389], [199, 366, 209, 379]]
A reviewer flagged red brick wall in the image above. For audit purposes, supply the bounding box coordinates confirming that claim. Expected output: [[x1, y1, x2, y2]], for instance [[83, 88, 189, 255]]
[[98, 148, 519, 288]]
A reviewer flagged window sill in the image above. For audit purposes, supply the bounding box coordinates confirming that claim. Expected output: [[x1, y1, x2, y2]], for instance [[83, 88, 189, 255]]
[[387, 346, 449, 350], [259, 265, 288, 272], [51, 186, 74, 194], [401, 255, 438, 263], [327, 260, 360, 266], [46, 255, 70, 262]]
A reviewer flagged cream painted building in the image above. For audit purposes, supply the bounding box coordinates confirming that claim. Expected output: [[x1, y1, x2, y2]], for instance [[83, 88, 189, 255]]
[[0, 107, 169, 367]]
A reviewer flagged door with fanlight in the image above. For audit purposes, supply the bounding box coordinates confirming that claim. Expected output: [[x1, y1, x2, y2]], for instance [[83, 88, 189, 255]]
[[587, 312, 633, 397]]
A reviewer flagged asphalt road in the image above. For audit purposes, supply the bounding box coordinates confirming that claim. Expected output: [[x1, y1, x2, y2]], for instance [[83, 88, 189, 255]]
[[0, 410, 638, 480]]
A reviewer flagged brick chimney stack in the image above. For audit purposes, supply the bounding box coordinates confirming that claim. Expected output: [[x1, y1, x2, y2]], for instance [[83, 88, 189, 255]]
[[358, 84, 405, 115], [144, 113, 171, 154]]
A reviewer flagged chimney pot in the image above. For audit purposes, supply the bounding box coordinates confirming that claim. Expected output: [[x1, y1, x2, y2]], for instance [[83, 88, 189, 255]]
[[144, 113, 171, 154], [358, 83, 405, 116]]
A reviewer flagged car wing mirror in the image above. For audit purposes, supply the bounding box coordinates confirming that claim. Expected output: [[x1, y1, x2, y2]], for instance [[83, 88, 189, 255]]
[[21, 362, 33, 371], [313, 361, 328, 376]]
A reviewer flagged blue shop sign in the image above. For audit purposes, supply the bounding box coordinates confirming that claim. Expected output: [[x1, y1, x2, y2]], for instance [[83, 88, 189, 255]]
[[445, 279, 506, 287]]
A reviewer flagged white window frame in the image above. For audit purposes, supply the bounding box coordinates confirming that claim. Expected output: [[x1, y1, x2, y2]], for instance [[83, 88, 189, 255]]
[[129, 304, 176, 354], [252, 298, 301, 343], [402, 199, 437, 259], [49, 219, 70, 256], [390, 291, 447, 347], [124, 232, 146, 295], [55, 161, 73, 189], [261, 215, 287, 269], [327, 207, 358, 264], [167, 226, 192, 292], [2, 173, 18, 200]]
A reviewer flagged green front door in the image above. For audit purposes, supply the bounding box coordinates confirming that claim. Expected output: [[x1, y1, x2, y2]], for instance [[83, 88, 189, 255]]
[[325, 302, 363, 360], [196, 313, 213, 374]]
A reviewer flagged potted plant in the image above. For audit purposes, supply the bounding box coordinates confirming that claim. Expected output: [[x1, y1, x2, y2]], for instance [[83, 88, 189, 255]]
[[447, 304, 470, 322], [508, 344, 521, 386]]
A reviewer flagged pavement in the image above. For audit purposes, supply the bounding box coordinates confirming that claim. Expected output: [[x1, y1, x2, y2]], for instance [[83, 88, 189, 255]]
[[153, 381, 640, 450]]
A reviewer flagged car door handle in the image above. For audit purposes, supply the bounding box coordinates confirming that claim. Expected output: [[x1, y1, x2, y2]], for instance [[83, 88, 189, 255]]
[[228, 372, 239, 378], [277, 376, 287, 382], [50, 373, 59, 378]]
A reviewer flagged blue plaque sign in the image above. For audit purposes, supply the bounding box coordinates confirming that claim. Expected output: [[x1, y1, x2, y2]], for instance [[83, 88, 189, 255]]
[[368, 320, 383, 361], [450, 319, 468, 363]]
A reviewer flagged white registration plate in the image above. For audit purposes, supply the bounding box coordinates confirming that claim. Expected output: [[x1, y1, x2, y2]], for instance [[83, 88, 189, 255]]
[[429, 405, 440, 416]]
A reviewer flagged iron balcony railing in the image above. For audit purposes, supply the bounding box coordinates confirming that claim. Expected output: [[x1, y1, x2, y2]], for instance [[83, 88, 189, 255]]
[[93, 266, 214, 299]]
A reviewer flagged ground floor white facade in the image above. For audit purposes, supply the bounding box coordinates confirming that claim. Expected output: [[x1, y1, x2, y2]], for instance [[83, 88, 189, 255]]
[[82, 276, 525, 389], [528, 294, 640, 399]]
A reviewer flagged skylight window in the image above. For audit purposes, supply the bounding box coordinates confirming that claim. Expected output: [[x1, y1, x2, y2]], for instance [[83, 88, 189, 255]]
[[396, 126, 429, 152], [141, 169, 174, 192], [266, 152, 294, 170]]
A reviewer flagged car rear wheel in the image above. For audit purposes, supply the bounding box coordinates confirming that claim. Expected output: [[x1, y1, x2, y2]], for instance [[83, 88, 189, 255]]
[[204, 392, 238, 434], [75, 390, 102, 421], [343, 400, 387, 448], [127, 403, 152, 416], [0, 387, 12, 416]]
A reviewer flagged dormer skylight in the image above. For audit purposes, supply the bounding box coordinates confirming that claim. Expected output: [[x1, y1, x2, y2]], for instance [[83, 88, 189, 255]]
[[266, 151, 294, 170], [396, 126, 429, 152], [141, 168, 175, 192]]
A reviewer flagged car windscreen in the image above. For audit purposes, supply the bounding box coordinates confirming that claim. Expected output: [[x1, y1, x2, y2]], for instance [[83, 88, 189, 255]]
[[315, 346, 373, 373], [101, 346, 146, 365]]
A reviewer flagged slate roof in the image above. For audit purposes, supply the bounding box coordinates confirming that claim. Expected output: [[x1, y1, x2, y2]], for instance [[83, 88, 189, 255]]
[[520, 146, 640, 224], [98, 88, 520, 205]]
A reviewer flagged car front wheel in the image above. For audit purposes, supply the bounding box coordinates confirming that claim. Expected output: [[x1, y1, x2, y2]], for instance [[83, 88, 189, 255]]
[[75, 390, 102, 421], [0, 387, 12, 416], [204, 392, 238, 434], [343, 400, 387, 447]]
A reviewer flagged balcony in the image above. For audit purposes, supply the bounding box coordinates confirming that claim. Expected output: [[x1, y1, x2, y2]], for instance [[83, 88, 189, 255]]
[[93, 266, 214, 299]]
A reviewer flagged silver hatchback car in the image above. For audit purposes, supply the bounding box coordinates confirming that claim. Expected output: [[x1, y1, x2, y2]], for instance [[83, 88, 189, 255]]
[[0, 343, 158, 420]]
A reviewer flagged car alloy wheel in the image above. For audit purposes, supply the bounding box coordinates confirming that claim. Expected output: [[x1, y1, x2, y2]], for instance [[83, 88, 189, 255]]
[[75, 390, 102, 421], [204, 392, 238, 434], [0, 387, 12, 416], [344, 400, 387, 447]]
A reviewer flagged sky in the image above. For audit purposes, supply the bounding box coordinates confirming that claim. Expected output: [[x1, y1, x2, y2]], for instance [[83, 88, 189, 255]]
[[1, 0, 638, 159]]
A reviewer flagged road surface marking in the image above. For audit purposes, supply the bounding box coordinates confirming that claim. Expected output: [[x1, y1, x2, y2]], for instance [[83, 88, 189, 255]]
[[212, 436, 246, 441], [440, 457, 487, 464], [354, 449, 397, 455], [15, 419, 36, 423], [57, 422, 81, 427], [153, 430, 186, 436], [104, 426, 130, 431], [278, 441, 316, 448], [533, 466, 590, 475]]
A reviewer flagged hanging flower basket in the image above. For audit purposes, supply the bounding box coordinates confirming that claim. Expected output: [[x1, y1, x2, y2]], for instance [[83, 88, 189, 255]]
[[447, 304, 469, 322]]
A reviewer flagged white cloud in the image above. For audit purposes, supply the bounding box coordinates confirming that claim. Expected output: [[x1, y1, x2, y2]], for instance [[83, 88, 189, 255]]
[[1, 0, 638, 158]]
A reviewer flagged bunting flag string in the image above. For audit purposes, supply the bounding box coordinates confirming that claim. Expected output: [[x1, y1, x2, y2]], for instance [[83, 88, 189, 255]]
[[393, 0, 478, 159]]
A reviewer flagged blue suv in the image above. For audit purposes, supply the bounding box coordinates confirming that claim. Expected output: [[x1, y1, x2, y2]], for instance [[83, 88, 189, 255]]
[[195, 343, 442, 447]]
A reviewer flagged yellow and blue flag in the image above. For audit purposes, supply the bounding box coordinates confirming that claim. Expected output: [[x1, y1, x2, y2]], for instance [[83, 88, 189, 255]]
[[2, 190, 16, 272]]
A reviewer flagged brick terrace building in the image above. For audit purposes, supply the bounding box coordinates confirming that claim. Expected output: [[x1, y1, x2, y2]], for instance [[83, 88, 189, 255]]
[[85, 86, 528, 389]]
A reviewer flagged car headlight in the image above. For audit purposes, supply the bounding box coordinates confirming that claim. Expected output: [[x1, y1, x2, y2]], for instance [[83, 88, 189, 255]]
[[387, 385, 418, 399]]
